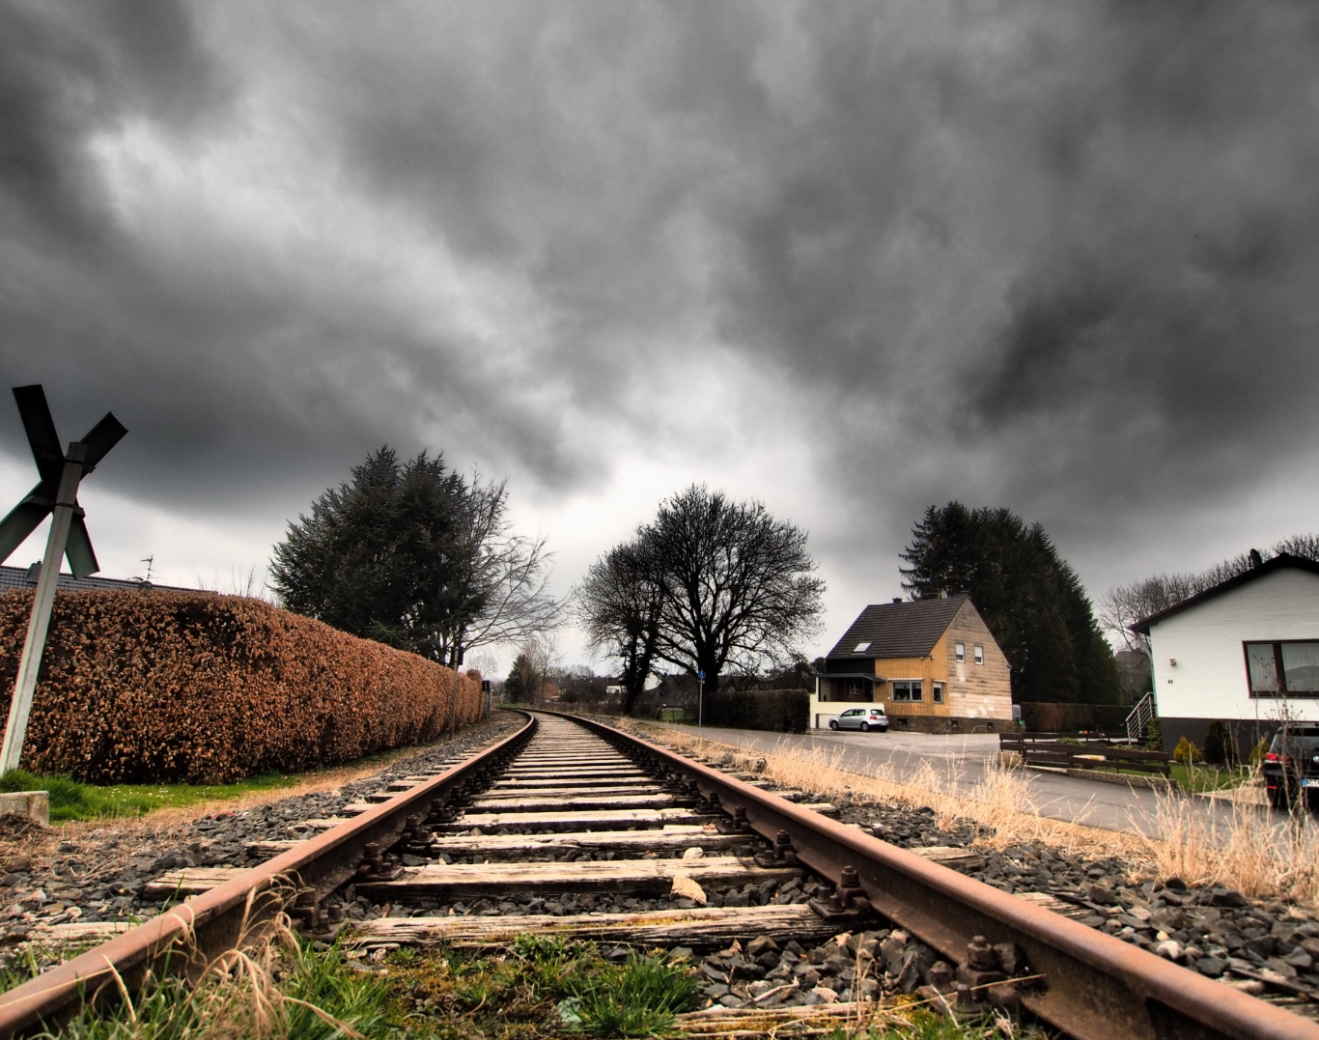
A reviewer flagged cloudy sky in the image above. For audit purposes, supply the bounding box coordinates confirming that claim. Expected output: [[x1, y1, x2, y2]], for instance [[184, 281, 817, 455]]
[[4, 0, 1318, 673]]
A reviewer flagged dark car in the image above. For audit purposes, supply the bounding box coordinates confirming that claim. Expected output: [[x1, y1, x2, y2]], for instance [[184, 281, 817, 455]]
[[828, 706, 889, 732], [1262, 725, 1319, 810]]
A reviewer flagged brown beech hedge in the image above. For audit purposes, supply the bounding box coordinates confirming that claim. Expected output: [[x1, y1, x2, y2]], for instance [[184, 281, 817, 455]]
[[0, 590, 483, 784]]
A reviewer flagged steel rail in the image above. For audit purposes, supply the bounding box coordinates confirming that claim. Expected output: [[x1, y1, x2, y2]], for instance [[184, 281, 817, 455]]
[[0, 713, 537, 1040], [569, 714, 1319, 1040]]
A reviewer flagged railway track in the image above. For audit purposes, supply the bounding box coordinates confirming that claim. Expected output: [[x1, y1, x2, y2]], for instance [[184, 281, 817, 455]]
[[1, 710, 1318, 1039]]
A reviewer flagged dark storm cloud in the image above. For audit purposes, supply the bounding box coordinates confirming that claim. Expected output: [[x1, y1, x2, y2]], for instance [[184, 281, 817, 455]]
[[2, 0, 1318, 583], [0, 0, 226, 238]]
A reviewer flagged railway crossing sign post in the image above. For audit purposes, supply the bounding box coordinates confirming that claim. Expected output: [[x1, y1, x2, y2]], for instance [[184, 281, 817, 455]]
[[0, 385, 127, 774]]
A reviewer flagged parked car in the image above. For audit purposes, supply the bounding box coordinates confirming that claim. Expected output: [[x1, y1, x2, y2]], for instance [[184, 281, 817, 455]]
[[1262, 725, 1319, 810], [828, 707, 889, 733]]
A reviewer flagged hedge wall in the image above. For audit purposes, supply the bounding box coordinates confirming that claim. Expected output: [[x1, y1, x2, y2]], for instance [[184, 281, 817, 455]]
[[703, 688, 809, 733], [0, 590, 482, 784], [1017, 701, 1132, 734]]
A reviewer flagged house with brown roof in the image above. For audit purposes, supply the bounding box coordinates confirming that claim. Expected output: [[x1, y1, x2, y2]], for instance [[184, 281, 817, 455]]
[[811, 595, 1013, 732]]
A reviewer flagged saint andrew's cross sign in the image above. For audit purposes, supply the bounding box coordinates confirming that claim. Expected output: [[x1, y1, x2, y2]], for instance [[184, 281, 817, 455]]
[[0, 385, 127, 774]]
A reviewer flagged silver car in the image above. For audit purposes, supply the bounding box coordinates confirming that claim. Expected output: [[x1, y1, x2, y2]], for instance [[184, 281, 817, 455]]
[[829, 707, 889, 732]]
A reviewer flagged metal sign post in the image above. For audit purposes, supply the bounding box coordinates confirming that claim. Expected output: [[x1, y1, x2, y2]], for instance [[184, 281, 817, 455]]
[[0, 386, 126, 774], [697, 669, 705, 730]]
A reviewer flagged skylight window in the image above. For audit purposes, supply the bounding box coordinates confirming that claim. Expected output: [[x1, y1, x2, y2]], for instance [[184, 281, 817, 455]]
[[854, 641, 871, 652]]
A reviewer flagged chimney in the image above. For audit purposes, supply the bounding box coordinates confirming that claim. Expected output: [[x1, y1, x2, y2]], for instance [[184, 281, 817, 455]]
[[892, 597, 902, 604], [25, 562, 41, 584]]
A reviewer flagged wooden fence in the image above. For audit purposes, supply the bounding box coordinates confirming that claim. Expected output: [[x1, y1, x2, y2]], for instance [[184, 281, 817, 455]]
[[999, 731, 1173, 778]]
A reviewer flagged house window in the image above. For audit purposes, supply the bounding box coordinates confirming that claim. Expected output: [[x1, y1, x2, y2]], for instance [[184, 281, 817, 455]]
[[891, 679, 923, 702], [932, 681, 944, 704], [854, 641, 871, 653], [1245, 641, 1319, 697], [974, 645, 984, 666], [955, 642, 965, 663], [823, 678, 874, 703]]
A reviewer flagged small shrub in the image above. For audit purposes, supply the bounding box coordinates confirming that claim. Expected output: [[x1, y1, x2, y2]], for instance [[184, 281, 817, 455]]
[[1249, 736, 1270, 769], [1173, 735, 1203, 765], [1204, 720, 1238, 767]]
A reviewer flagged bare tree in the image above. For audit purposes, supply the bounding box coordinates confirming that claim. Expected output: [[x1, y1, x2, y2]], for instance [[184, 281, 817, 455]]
[[434, 475, 564, 669], [505, 632, 558, 704], [573, 539, 663, 714], [579, 485, 824, 706], [1101, 533, 1319, 654]]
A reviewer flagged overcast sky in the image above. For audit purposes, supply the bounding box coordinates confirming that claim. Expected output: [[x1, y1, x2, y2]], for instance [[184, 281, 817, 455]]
[[4, 0, 1318, 674]]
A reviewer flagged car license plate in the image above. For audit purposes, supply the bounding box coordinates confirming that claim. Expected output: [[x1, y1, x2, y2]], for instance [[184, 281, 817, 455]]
[[1303, 778, 1319, 788]]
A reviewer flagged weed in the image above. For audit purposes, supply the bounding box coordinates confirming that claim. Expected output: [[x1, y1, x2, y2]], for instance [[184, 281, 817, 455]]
[[566, 949, 701, 1036], [381, 938, 699, 1038]]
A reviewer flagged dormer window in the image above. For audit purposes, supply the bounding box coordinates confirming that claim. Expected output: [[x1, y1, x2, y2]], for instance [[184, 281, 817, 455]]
[[854, 641, 871, 653]]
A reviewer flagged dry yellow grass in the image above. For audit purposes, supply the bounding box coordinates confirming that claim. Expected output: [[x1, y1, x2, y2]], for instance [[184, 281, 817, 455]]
[[630, 721, 1319, 909], [1139, 785, 1319, 907], [630, 721, 1134, 857]]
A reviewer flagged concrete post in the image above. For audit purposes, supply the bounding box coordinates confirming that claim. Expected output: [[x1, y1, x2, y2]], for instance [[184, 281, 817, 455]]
[[0, 443, 86, 775]]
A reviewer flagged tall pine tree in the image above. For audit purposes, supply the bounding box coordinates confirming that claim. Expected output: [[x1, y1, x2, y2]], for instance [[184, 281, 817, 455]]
[[900, 503, 1121, 704]]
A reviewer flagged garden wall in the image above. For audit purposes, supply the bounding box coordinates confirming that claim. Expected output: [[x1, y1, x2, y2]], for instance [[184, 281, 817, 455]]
[[0, 590, 482, 784]]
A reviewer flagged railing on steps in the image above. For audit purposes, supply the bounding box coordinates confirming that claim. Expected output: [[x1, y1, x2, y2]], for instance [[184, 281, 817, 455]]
[[1126, 691, 1156, 745]]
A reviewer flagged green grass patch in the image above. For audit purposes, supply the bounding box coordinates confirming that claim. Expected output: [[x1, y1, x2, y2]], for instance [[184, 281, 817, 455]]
[[0, 738, 447, 823], [0, 937, 410, 1040], [384, 934, 701, 1037], [1171, 763, 1255, 794], [0, 767, 307, 822], [1042, 760, 1253, 794]]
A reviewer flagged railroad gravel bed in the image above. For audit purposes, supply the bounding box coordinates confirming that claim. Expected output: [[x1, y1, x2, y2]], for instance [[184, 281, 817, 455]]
[[6, 712, 1319, 1012], [0, 714, 522, 952]]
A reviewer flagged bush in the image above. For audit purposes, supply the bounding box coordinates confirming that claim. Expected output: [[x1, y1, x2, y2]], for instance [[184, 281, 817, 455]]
[[0, 590, 482, 784], [1204, 720, 1238, 767], [1172, 735, 1203, 765]]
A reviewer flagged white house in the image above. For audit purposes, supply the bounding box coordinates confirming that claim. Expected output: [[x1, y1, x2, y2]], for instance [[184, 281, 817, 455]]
[[1132, 553, 1319, 756]]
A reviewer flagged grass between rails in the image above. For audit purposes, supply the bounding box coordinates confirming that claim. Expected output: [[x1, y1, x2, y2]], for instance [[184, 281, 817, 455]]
[[1, 925, 1042, 1040]]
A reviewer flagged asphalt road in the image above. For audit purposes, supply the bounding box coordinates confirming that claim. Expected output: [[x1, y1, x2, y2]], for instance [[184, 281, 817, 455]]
[[656, 722, 1251, 839]]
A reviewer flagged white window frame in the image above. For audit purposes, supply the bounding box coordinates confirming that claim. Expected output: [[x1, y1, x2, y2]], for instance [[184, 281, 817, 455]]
[[955, 642, 965, 663], [891, 679, 923, 702], [973, 645, 984, 666], [932, 681, 944, 704]]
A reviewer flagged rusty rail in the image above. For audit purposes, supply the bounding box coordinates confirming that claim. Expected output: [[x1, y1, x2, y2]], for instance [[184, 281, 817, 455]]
[[569, 714, 1319, 1040], [0, 713, 537, 1039]]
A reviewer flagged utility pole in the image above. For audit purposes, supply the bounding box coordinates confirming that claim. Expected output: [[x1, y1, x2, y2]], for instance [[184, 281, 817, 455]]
[[0, 387, 126, 774]]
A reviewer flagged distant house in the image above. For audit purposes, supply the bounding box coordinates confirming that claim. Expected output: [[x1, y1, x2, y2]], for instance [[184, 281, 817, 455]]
[[0, 562, 202, 595], [811, 595, 1013, 732], [1132, 553, 1319, 756]]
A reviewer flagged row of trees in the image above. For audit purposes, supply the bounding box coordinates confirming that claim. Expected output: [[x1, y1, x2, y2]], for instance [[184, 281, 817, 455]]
[[272, 448, 1137, 714], [900, 503, 1123, 704]]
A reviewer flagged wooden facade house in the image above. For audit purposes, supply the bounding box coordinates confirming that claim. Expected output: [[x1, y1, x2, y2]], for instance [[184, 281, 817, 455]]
[[810, 595, 1013, 732]]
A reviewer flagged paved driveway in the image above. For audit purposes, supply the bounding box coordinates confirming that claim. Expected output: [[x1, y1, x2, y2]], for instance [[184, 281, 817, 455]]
[[655, 722, 1242, 839]]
